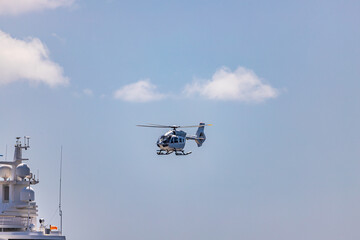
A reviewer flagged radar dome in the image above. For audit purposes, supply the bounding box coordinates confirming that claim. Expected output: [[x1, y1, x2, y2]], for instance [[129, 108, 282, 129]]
[[20, 186, 35, 202], [16, 163, 30, 180], [0, 165, 11, 180]]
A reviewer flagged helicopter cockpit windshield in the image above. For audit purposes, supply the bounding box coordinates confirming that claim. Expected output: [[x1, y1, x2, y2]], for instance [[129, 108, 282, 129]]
[[159, 135, 170, 143]]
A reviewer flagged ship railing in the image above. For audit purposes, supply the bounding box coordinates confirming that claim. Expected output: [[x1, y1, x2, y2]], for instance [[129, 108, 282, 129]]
[[0, 203, 11, 213]]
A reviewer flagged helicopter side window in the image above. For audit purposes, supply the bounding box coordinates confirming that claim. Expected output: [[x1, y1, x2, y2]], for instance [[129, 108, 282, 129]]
[[170, 138, 174, 143], [174, 137, 178, 143]]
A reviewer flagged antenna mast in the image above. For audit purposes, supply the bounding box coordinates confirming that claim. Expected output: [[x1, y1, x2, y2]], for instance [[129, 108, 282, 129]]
[[59, 146, 63, 235]]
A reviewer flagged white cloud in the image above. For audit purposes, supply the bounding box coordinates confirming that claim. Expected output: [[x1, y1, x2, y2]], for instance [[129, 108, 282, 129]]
[[114, 80, 165, 102], [184, 66, 278, 102], [51, 33, 66, 44], [0, 0, 74, 16], [0, 30, 69, 87], [83, 88, 93, 96]]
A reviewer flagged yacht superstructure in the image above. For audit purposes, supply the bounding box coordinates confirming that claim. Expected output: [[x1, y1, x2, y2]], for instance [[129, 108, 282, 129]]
[[0, 137, 65, 240]]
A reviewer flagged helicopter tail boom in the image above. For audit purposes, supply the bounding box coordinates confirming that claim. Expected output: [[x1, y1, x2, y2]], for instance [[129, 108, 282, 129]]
[[195, 123, 206, 147]]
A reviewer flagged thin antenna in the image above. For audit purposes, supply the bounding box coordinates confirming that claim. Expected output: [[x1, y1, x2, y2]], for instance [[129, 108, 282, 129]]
[[59, 146, 63, 235], [27, 179, 31, 231]]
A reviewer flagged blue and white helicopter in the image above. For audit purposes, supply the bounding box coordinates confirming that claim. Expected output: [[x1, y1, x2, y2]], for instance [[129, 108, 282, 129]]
[[137, 123, 211, 155]]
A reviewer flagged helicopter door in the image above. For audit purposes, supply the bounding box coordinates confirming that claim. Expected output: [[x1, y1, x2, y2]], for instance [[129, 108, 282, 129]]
[[178, 137, 184, 147], [173, 136, 183, 150], [169, 136, 176, 144]]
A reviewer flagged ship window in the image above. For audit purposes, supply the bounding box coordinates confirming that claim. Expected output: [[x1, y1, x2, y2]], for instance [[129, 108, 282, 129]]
[[3, 185, 9, 202]]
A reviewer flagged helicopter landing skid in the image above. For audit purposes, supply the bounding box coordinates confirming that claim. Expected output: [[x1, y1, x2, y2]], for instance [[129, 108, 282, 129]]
[[175, 150, 192, 156], [157, 150, 173, 155]]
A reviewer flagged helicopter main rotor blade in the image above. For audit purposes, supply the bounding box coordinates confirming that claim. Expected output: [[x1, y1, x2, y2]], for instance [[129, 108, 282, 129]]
[[148, 123, 180, 128], [178, 124, 212, 128], [136, 124, 178, 128], [137, 123, 212, 129]]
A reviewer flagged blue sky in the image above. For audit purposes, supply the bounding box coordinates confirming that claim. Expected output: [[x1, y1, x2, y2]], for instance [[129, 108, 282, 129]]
[[0, 0, 360, 239]]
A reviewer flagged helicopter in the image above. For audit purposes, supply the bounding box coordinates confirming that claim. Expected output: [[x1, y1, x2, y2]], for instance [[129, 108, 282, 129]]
[[137, 123, 211, 155]]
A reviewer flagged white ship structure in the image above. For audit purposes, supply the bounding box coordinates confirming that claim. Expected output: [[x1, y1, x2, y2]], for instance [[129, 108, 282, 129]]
[[0, 137, 65, 240]]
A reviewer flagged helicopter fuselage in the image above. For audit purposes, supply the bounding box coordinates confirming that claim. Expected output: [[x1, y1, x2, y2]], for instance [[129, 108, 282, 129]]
[[157, 130, 187, 152]]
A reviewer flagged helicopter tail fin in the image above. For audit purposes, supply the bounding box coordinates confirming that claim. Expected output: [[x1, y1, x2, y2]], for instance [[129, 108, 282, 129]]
[[195, 123, 206, 147]]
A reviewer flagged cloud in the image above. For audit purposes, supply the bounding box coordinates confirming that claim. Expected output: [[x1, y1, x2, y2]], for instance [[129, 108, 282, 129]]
[[0, 30, 69, 87], [184, 66, 278, 102], [0, 0, 74, 16], [83, 88, 93, 96], [114, 80, 165, 102], [72, 88, 93, 98], [51, 33, 66, 44]]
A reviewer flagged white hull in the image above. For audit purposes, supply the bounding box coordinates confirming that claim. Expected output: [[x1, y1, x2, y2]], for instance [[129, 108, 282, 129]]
[[0, 231, 65, 239]]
